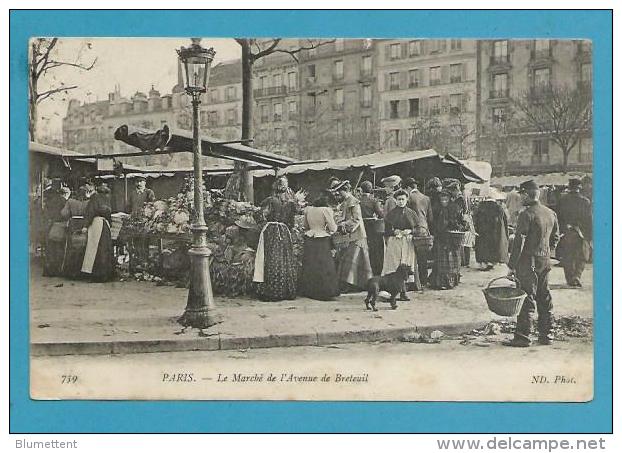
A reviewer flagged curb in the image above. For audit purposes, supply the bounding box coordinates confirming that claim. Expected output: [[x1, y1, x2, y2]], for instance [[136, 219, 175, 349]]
[[31, 321, 490, 357]]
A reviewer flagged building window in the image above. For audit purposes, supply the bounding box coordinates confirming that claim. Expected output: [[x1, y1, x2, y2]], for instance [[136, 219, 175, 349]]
[[209, 89, 219, 103], [429, 40, 446, 54], [492, 73, 508, 98], [336, 119, 343, 138], [534, 39, 551, 58], [227, 109, 236, 125], [362, 116, 370, 134], [273, 73, 282, 88], [389, 72, 400, 90], [334, 60, 344, 79], [226, 86, 236, 101], [450, 39, 462, 51], [389, 100, 399, 119], [274, 128, 282, 143], [533, 67, 551, 96], [261, 105, 269, 123], [362, 84, 372, 108], [334, 88, 344, 110], [429, 96, 441, 115], [307, 64, 316, 78], [450, 94, 463, 115], [492, 107, 505, 125], [335, 39, 345, 51], [430, 66, 441, 85], [287, 72, 297, 91], [200, 111, 208, 127], [273, 103, 283, 121], [408, 69, 420, 88], [287, 126, 297, 142], [450, 63, 462, 83], [492, 40, 508, 63], [259, 76, 268, 90], [388, 129, 400, 147], [208, 111, 218, 126], [408, 98, 420, 117], [288, 101, 297, 117], [390, 43, 401, 60], [408, 40, 421, 56], [532, 139, 550, 165], [361, 55, 372, 76], [580, 63, 592, 88]]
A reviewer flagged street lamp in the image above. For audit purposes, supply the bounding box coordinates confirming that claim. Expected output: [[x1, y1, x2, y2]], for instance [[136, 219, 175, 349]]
[[176, 38, 221, 331]]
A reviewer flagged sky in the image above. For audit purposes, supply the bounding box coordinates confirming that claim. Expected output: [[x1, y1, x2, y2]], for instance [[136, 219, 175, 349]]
[[35, 38, 241, 138]]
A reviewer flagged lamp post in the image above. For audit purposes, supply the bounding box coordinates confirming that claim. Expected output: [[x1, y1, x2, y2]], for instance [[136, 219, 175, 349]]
[[176, 38, 221, 330]]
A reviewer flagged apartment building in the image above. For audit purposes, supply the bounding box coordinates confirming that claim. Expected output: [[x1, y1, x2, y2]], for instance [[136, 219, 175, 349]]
[[297, 38, 379, 160], [478, 39, 592, 174], [201, 59, 243, 141], [377, 39, 478, 158], [252, 39, 301, 158]]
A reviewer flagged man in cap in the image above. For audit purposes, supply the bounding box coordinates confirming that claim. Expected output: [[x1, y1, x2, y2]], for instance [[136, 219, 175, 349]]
[[556, 178, 592, 287], [381, 175, 402, 215], [504, 180, 560, 347], [126, 175, 155, 218]]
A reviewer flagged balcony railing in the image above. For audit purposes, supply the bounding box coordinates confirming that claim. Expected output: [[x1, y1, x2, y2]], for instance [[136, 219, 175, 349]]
[[408, 81, 420, 88], [531, 154, 550, 165], [253, 85, 288, 98], [450, 76, 462, 83], [333, 103, 344, 111], [333, 73, 344, 81], [490, 54, 509, 65], [389, 83, 400, 91], [273, 114, 282, 122], [430, 79, 442, 86], [360, 68, 373, 78], [489, 89, 510, 99], [260, 116, 269, 123], [533, 49, 552, 60]]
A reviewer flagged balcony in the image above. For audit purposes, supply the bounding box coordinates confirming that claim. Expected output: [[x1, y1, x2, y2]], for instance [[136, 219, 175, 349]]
[[490, 54, 510, 65], [273, 114, 282, 122], [531, 48, 552, 62], [333, 103, 344, 111], [389, 83, 400, 91], [531, 154, 550, 165], [260, 116, 270, 123], [305, 77, 317, 87], [360, 68, 373, 78], [253, 85, 288, 98], [450, 106, 462, 116], [333, 73, 344, 82], [430, 79, 442, 86], [489, 89, 510, 100], [408, 81, 420, 88], [450, 76, 462, 84]]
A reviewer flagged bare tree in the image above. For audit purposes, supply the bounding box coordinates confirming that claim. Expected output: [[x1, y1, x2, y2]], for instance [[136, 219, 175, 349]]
[[479, 105, 527, 176], [511, 83, 592, 172], [29, 38, 97, 141], [223, 38, 335, 202]]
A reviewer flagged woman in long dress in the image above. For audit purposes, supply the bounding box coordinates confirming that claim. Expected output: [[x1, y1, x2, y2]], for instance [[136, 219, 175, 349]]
[[429, 190, 462, 290], [332, 180, 373, 292], [81, 182, 115, 282], [253, 176, 298, 301], [474, 196, 509, 270], [382, 189, 422, 300], [61, 186, 91, 278], [298, 195, 340, 300]]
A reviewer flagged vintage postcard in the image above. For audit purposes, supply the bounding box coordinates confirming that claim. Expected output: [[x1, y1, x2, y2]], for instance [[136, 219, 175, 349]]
[[28, 36, 594, 401]]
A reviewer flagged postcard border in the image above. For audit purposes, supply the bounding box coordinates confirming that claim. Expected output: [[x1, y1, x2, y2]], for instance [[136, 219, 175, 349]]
[[9, 9, 613, 433]]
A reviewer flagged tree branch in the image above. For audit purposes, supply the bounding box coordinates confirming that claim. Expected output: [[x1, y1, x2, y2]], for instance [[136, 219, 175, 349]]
[[35, 38, 58, 78], [36, 85, 78, 103]]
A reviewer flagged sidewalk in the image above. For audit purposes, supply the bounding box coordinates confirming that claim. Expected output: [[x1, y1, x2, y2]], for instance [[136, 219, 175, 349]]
[[30, 264, 593, 356]]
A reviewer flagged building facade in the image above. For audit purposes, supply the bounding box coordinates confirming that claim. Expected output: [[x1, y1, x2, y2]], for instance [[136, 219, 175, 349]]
[[477, 39, 592, 175], [377, 39, 478, 158]]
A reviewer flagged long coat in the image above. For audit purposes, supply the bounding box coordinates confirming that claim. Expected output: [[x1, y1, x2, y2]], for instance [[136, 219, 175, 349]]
[[474, 200, 509, 264]]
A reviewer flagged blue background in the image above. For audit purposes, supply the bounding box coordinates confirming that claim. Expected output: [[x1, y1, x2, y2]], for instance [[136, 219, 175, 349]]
[[10, 10, 613, 433]]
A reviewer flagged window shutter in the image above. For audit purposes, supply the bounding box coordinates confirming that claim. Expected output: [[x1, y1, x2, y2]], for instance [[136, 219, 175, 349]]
[[399, 99, 408, 118], [384, 101, 391, 120], [442, 95, 450, 114], [384, 73, 390, 91], [385, 44, 390, 61], [462, 62, 467, 81], [461, 94, 468, 112], [401, 42, 408, 59]]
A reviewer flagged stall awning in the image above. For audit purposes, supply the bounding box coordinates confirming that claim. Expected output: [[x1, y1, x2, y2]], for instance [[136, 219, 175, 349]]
[[30, 141, 96, 165], [253, 149, 438, 177], [441, 154, 491, 183], [490, 172, 591, 187]]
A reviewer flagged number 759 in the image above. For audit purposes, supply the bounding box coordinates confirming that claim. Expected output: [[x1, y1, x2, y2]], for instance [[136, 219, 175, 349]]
[[61, 375, 78, 384]]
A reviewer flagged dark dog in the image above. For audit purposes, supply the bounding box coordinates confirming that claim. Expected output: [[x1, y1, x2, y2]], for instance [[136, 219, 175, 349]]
[[365, 263, 412, 311]]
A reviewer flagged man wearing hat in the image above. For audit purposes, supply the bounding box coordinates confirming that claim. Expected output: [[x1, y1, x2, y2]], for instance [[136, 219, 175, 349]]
[[504, 180, 560, 347], [556, 178, 592, 287], [358, 180, 385, 276], [404, 177, 433, 285], [126, 175, 155, 218]]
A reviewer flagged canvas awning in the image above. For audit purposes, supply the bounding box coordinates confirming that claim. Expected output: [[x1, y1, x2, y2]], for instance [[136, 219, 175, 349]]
[[490, 172, 591, 187], [253, 149, 438, 177], [442, 154, 492, 183]]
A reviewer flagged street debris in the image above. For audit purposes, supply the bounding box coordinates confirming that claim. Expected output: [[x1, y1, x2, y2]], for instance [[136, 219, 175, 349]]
[[400, 332, 441, 344]]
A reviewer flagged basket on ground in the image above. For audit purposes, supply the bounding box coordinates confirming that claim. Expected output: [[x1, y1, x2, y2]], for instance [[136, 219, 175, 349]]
[[482, 276, 527, 317], [446, 230, 467, 248]]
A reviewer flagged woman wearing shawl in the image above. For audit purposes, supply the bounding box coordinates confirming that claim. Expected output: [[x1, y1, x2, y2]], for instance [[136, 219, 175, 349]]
[[429, 190, 462, 289], [81, 182, 115, 282], [253, 175, 298, 301]]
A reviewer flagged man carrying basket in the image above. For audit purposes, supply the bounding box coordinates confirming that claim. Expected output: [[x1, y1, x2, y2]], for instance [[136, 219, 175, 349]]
[[504, 180, 560, 348]]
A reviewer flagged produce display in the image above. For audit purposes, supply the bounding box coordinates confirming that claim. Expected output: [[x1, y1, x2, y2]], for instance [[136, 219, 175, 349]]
[[120, 177, 309, 297]]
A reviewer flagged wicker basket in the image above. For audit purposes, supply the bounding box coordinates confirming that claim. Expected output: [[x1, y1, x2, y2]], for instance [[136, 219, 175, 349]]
[[482, 276, 527, 317], [446, 230, 468, 248]]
